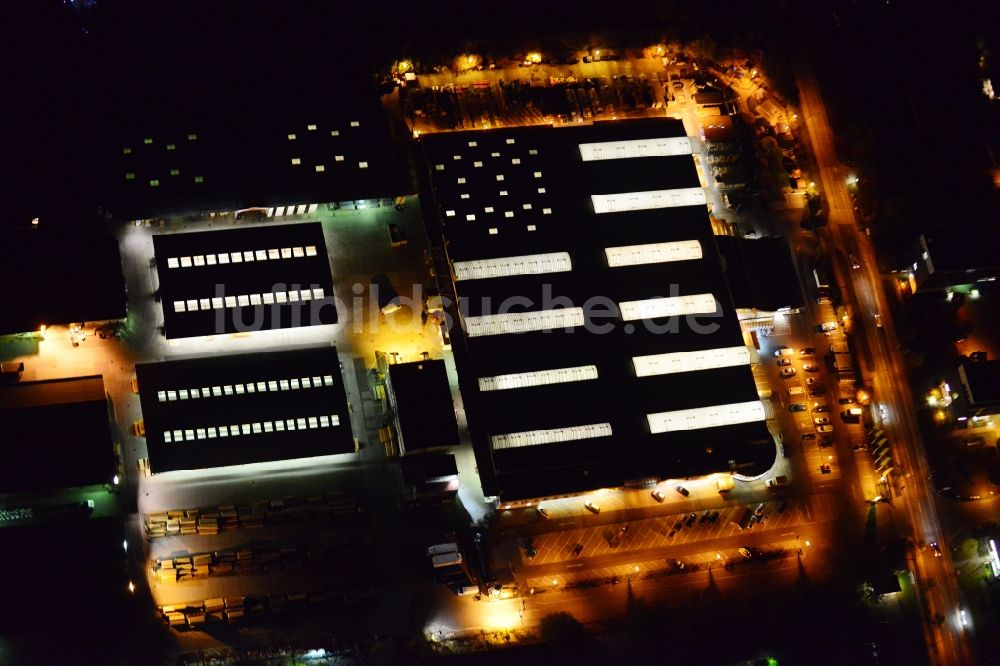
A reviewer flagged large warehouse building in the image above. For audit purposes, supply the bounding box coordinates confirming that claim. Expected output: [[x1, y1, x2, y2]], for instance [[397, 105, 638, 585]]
[[136, 347, 354, 473], [152, 222, 337, 339], [418, 119, 775, 502]]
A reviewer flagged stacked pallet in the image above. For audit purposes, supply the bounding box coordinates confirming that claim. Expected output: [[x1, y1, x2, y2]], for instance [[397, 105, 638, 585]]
[[143, 493, 363, 539]]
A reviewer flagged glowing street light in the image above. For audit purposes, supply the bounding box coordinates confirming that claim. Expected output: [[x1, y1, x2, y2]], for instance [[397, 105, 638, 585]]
[[526, 52, 542, 64], [113, 474, 120, 486], [128, 581, 135, 593]]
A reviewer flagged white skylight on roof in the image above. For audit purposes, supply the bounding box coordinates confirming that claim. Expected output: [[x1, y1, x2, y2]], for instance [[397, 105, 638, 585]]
[[161, 413, 340, 443], [605, 240, 703, 267], [464, 307, 585, 337], [632, 345, 752, 378], [618, 293, 717, 321], [578, 137, 694, 161], [647, 400, 766, 434], [453, 251, 572, 281], [492, 422, 612, 449], [478, 365, 598, 392], [591, 187, 706, 214]]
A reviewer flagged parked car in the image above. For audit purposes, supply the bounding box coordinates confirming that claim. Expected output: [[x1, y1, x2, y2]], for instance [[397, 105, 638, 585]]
[[817, 425, 834, 433], [789, 403, 807, 413], [801, 433, 816, 441], [781, 367, 797, 378], [777, 358, 793, 367], [572, 543, 584, 557], [651, 489, 665, 502], [684, 512, 697, 527], [803, 363, 819, 373], [675, 485, 690, 497], [799, 347, 816, 356]]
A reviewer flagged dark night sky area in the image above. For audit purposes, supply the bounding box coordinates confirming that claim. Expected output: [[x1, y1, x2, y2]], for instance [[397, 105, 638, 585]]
[[2, 0, 997, 248]]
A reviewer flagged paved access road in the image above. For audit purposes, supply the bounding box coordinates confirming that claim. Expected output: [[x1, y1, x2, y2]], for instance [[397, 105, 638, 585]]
[[797, 67, 974, 666]]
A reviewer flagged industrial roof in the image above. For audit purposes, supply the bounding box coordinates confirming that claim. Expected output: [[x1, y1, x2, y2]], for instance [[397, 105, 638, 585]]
[[0, 376, 115, 494], [418, 119, 775, 501], [152, 222, 337, 339], [715, 235, 804, 312], [136, 347, 354, 473], [958, 360, 1000, 406], [0, 228, 127, 335], [106, 94, 407, 220], [386, 360, 461, 454]]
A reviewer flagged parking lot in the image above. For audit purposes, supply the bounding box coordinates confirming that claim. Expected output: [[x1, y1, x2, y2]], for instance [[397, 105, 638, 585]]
[[521, 493, 835, 569]]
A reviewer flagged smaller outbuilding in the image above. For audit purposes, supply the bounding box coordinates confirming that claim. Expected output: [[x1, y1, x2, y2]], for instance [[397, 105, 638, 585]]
[[386, 360, 460, 455]]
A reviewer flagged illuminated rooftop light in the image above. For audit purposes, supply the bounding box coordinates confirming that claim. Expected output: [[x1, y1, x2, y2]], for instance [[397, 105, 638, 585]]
[[647, 400, 767, 434], [605, 240, 702, 267], [492, 422, 612, 449], [618, 293, 717, 321], [633, 345, 752, 377], [591, 187, 706, 213], [579, 137, 693, 161], [464, 307, 585, 337], [478, 365, 598, 392], [453, 252, 572, 281]]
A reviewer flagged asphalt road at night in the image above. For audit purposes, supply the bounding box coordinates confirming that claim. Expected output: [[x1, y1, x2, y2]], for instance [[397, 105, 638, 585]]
[[797, 67, 974, 665]]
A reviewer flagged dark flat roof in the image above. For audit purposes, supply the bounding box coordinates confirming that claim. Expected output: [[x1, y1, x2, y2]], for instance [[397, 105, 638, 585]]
[[106, 94, 406, 220], [716, 235, 804, 312], [922, 233, 1000, 273], [0, 228, 126, 335], [136, 347, 354, 473], [0, 376, 114, 493], [960, 360, 1000, 406], [152, 222, 337, 339], [387, 360, 460, 453], [419, 119, 775, 500], [0, 518, 127, 632]]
